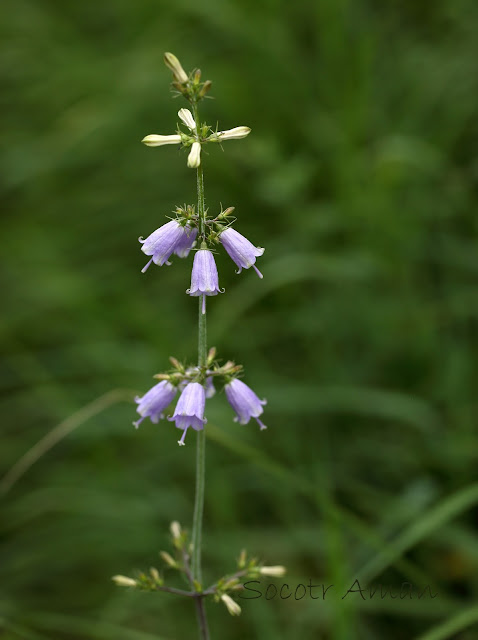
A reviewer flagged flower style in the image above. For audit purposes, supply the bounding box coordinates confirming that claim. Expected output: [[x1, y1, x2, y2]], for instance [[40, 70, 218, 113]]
[[173, 225, 198, 258], [220, 227, 265, 278], [133, 380, 177, 429], [225, 378, 267, 430], [139, 220, 189, 272], [168, 382, 207, 446], [187, 249, 223, 314]]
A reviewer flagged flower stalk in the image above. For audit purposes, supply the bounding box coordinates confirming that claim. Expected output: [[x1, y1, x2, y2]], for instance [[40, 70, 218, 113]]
[[117, 52, 283, 640]]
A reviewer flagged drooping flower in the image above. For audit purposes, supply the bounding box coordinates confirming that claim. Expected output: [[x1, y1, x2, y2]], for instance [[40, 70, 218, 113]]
[[187, 249, 223, 314], [225, 378, 267, 430], [174, 225, 198, 258], [168, 382, 206, 446], [212, 126, 251, 141], [139, 220, 189, 272], [220, 227, 264, 278], [133, 380, 177, 429]]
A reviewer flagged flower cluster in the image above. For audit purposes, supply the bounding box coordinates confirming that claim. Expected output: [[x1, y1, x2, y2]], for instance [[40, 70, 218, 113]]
[[139, 215, 264, 313], [134, 353, 266, 446], [142, 106, 251, 170], [135, 53, 268, 444]]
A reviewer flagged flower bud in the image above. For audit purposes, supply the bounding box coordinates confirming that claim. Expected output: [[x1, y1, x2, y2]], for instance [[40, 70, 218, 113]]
[[170, 520, 182, 540], [187, 142, 201, 168], [142, 134, 182, 147], [199, 80, 212, 98], [112, 575, 137, 587], [178, 108, 196, 132], [160, 551, 178, 568], [221, 593, 242, 616], [214, 126, 251, 141], [259, 565, 286, 577], [193, 68, 202, 84], [150, 567, 161, 582], [207, 346, 217, 365], [164, 52, 188, 84], [238, 549, 247, 569]]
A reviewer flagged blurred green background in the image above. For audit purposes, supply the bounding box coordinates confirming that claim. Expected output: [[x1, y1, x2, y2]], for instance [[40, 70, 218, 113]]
[[2, 0, 478, 638]]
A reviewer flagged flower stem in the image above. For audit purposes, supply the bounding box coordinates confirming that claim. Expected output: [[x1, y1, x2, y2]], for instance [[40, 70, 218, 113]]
[[190, 100, 210, 640]]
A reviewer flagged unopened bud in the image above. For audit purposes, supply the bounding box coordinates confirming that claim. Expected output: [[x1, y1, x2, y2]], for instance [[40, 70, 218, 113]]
[[221, 593, 241, 616], [150, 567, 161, 582], [160, 551, 178, 568], [238, 549, 247, 569], [193, 68, 202, 84], [199, 80, 212, 98], [259, 565, 286, 577], [213, 126, 251, 141], [207, 347, 217, 365], [164, 52, 188, 84], [170, 521, 182, 540], [187, 142, 201, 169], [112, 575, 137, 587], [153, 373, 170, 380], [169, 357, 183, 371]]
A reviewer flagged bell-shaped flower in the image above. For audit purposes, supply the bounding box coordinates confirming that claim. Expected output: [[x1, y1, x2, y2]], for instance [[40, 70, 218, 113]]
[[139, 220, 189, 272], [187, 141, 201, 168], [133, 380, 177, 429], [225, 378, 267, 430], [168, 382, 207, 446], [187, 249, 223, 314], [220, 227, 264, 278], [212, 126, 251, 141], [174, 225, 198, 258]]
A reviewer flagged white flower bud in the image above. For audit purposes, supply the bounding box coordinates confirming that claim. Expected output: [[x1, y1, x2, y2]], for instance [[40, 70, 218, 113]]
[[178, 108, 196, 132], [142, 134, 182, 147], [221, 593, 242, 616], [215, 126, 251, 141], [259, 565, 286, 577], [187, 142, 201, 168], [170, 520, 181, 539], [112, 575, 137, 587], [163, 52, 188, 84], [160, 551, 177, 568]]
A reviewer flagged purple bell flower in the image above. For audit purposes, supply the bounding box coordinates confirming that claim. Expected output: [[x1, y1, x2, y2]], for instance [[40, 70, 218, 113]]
[[133, 380, 177, 429], [187, 249, 224, 314], [174, 226, 198, 258], [219, 227, 264, 278], [225, 378, 267, 430], [168, 381, 207, 446], [139, 220, 188, 272]]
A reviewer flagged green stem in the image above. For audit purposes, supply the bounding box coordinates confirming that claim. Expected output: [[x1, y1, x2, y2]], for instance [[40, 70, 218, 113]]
[[190, 101, 209, 640]]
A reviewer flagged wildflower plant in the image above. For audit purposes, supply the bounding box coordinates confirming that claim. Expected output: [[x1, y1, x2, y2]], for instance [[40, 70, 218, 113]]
[[112, 53, 284, 638]]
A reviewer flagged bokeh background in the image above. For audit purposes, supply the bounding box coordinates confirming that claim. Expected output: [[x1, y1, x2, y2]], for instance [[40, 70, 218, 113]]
[[2, 0, 478, 638]]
